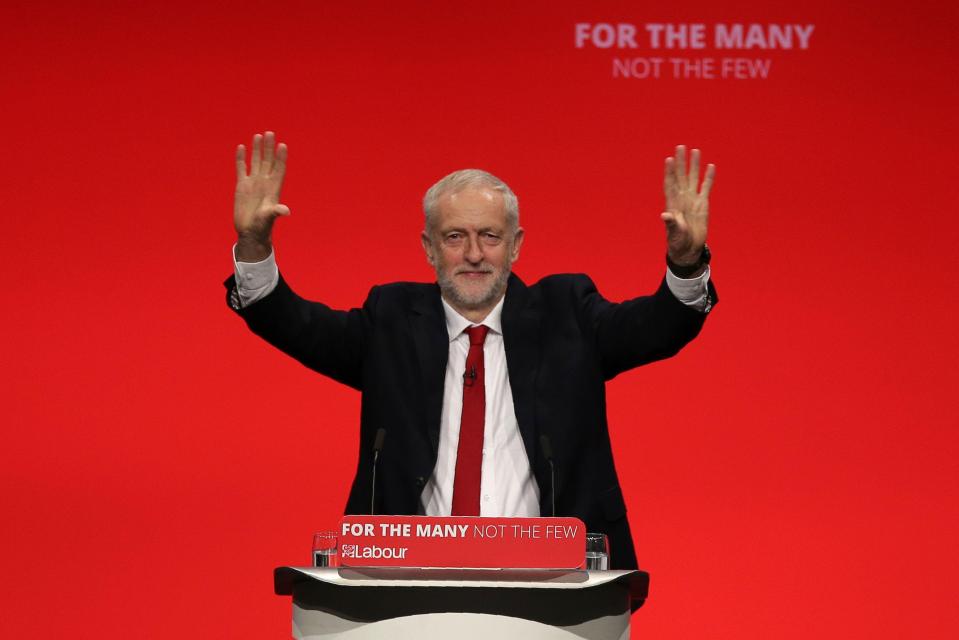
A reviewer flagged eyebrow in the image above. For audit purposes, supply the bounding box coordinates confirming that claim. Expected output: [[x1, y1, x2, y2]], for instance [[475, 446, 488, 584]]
[[441, 226, 503, 234]]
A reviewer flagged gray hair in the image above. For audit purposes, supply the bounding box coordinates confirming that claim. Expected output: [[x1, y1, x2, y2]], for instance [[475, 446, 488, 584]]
[[422, 169, 519, 234]]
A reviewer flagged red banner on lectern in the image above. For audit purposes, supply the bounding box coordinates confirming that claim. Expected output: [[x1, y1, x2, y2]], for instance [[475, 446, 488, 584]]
[[337, 516, 586, 569]]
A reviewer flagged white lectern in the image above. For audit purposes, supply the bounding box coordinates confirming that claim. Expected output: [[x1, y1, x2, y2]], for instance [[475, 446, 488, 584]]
[[274, 566, 649, 640]]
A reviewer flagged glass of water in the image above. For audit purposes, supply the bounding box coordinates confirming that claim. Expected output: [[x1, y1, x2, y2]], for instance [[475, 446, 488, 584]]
[[312, 531, 339, 567], [585, 532, 610, 570]]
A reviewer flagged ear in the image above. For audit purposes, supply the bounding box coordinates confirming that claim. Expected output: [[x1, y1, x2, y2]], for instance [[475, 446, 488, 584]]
[[421, 231, 435, 265], [510, 227, 525, 262]]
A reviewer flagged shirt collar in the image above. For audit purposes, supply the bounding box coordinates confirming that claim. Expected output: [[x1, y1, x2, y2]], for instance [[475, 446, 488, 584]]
[[441, 295, 505, 342]]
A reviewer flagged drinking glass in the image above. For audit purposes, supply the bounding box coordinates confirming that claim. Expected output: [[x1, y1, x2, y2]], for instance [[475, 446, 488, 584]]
[[585, 532, 610, 570], [312, 531, 339, 567]]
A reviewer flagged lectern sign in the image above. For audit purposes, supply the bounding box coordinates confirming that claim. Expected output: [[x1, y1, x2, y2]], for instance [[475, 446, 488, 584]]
[[338, 516, 586, 569]]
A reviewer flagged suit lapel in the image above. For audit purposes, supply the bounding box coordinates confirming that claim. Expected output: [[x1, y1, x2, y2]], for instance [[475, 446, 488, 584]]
[[409, 285, 449, 455], [502, 274, 542, 467]]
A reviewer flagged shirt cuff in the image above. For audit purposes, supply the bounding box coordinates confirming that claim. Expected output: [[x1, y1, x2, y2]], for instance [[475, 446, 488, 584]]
[[233, 244, 280, 308], [665, 265, 712, 313]]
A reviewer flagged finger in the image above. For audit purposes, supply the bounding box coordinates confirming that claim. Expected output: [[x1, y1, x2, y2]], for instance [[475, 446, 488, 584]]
[[235, 144, 247, 181], [663, 156, 678, 207], [674, 145, 688, 191], [263, 131, 276, 173], [701, 163, 716, 198], [689, 148, 700, 192], [251, 133, 263, 175], [274, 143, 288, 182], [273, 203, 291, 217]]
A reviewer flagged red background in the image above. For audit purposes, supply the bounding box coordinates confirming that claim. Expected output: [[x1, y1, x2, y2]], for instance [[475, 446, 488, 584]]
[[3, 1, 958, 637]]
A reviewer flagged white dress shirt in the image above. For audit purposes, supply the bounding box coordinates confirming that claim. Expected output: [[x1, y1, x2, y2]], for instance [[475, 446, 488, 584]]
[[232, 246, 712, 516], [420, 297, 540, 516]]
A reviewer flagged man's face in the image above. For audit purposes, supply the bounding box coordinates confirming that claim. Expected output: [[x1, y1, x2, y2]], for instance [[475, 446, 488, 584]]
[[421, 186, 524, 316]]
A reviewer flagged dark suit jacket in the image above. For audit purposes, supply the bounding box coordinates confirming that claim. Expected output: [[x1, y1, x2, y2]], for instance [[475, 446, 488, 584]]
[[227, 271, 715, 569]]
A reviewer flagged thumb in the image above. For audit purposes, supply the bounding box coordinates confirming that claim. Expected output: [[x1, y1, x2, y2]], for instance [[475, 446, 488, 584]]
[[272, 203, 291, 217], [661, 210, 683, 231]]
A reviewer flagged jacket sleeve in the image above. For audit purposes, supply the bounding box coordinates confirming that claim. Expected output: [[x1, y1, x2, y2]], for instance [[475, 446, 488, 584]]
[[573, 274, 717, 380], [225, 273, 375, 390]]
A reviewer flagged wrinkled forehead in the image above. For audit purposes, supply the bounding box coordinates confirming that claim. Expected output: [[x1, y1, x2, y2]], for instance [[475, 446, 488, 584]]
[[433, 187, 509, 228]]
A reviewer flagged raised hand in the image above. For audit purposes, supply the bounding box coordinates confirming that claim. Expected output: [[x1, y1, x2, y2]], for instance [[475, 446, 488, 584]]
[[234, 131, 289, 262], [661, 145, 715, 266]]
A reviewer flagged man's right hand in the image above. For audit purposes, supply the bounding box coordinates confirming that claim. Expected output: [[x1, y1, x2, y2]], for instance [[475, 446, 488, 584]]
[[234, 131, 289, 262]]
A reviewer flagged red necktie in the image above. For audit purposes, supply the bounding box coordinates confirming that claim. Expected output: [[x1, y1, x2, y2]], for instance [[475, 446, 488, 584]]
[[451, 325, 489, 516]]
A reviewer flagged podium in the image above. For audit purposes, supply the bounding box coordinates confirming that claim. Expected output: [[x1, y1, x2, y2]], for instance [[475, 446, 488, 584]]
[[274, 566, 649, 639]]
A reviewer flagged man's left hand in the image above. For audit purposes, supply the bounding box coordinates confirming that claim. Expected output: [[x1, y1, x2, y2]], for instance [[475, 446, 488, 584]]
[[661, 145, 715, 266]]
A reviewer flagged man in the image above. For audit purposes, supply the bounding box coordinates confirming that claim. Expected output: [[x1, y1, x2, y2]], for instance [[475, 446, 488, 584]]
[[226, 131, 717, 569]]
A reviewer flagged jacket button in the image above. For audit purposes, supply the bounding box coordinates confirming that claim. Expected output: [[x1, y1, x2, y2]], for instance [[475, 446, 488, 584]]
[[415, 476, 427, 488]]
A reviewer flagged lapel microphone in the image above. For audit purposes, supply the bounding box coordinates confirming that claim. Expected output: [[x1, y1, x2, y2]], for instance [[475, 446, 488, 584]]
[[463, 366, 477, 387]]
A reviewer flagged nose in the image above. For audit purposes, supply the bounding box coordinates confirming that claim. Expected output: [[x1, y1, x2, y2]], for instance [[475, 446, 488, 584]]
[[464, 236, 483, 264]]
